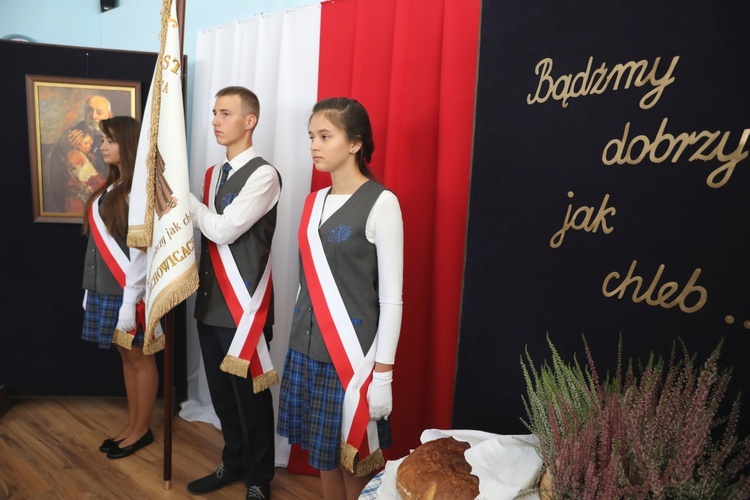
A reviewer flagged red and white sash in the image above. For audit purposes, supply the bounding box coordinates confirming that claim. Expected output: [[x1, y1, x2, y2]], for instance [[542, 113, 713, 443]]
[[202, 165, 278, 393], [88, 193, 151, 349], [298, 189, 382, 476]]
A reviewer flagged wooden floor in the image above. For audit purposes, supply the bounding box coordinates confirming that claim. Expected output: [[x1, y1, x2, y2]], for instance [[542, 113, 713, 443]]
[[0, 397, 323, 499]]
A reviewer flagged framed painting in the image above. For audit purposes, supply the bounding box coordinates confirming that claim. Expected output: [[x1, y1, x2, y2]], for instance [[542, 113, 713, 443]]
[[25, 75, 141, 223]]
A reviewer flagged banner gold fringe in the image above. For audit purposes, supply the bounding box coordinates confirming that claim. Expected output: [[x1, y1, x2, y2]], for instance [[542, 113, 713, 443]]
[[112, 329, 134, 350], [143, 331, 166, 355], [126, 0, 171, 251], [252, 370, 279, 394], [340, 442, 384, 477], [142, 270, 199, 355]]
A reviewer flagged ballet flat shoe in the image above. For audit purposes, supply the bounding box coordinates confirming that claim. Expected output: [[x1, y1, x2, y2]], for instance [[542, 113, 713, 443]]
[[106, 429, 154, 459], [99, 438, 124, 453]]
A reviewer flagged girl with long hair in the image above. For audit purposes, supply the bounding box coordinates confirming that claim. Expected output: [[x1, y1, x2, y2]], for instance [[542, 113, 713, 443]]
[[81, 115, 156, 459]]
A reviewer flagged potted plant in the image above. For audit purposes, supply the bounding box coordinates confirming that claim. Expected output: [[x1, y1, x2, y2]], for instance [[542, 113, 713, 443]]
[[521, 335, 750, 499]]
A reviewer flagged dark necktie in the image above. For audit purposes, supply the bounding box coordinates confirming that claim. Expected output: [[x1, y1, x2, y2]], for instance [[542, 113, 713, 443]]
[[218, 162, 232, 190]]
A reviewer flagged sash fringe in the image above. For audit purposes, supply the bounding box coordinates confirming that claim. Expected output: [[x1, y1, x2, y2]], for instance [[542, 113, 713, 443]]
[[220, 356, 279, 394], [112, 329, 134, 350], [340, 442, 384, 477], [252, 370, 279, 394], [220, 355, 250, 377]]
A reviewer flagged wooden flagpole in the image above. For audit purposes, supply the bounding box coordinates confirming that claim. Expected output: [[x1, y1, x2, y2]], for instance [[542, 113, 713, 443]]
[[163, 0, 186, 490], [163, 309, 174, 489]]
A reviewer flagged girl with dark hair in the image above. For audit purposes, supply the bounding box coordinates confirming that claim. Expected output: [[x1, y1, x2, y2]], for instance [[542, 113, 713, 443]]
[[278, 97, 404, 499], [81, 116, 156, 459]]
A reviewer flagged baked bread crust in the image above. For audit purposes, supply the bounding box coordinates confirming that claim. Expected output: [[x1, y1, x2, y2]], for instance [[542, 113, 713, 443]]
[[396, 437, 479, 499]]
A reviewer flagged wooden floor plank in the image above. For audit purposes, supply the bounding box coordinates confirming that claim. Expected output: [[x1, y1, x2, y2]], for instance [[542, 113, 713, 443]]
[[0, 397, 322, 499]]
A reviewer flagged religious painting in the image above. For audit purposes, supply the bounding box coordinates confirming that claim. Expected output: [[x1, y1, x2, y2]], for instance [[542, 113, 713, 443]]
[[25, 75, 141, 223]]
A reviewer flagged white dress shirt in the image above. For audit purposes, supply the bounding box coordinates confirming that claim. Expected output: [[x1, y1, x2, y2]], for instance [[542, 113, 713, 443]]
[[190, 146, 281, 245]]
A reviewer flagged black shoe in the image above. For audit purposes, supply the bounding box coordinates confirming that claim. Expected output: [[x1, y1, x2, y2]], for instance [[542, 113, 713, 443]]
[[106, 429, 154, 459], [187, 464, 244, 494], [99, 438, 123, 453], [247, 484, 271, 499]]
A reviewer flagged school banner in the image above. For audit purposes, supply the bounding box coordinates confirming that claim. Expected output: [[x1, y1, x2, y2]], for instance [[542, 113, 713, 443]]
[[128, 0, 198, 354], [455, 1, 750, 433]]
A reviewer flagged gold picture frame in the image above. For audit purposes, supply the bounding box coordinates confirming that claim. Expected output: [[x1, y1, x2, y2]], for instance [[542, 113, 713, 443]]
[[25, 74, 141, 223]]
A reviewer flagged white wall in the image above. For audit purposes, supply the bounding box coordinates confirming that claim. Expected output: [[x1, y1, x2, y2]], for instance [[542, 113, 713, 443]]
[[1, 0, 104, 47], [1, 0, 320, 147], [1, 0, 319, 50]]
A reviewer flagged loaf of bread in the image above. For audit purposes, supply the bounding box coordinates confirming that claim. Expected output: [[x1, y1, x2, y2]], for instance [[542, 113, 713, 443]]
[[396, 437, 479, 499]]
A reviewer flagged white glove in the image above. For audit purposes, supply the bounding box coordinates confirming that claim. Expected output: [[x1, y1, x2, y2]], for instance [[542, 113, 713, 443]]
[[367, 370, 393, 420], [115, 303, 137, 332]]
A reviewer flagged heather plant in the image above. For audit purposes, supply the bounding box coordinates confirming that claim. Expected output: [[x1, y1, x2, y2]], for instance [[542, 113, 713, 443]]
[[520, 335, 750, 499]]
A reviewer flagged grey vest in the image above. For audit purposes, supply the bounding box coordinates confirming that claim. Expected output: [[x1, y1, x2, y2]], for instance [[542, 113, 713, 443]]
[[81, 193, 128, 295], [289, 180, 386, 363], [194, 157, 281, 330]]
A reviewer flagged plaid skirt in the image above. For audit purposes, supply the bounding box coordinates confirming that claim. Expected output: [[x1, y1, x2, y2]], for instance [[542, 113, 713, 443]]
[[278, 349, 392, 471], [81, 290, 144, 349]]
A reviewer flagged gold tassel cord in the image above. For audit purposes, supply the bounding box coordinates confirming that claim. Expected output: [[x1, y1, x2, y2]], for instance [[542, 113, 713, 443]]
[[127, 0, 199, 356], [126, 0, 171, 250], [112, 329, 135, 350]]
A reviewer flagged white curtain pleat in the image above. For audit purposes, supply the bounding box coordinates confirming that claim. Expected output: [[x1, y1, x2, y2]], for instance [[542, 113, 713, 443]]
[[179, 3, 321, 467]]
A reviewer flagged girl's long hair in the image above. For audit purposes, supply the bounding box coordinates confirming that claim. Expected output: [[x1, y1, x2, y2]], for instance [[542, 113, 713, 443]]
[[82, 116, 141, 238]]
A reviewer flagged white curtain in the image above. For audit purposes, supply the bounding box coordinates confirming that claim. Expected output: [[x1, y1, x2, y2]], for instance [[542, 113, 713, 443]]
[[178, 4, 321, 467]]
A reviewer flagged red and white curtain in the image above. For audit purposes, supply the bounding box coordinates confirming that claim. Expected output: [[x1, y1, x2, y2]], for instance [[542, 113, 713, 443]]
[[180, 0, 480, 467]]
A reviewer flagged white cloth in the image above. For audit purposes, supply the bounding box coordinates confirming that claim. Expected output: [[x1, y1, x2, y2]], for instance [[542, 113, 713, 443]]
[[180, 4, 322, 469], [374, 429, 543, 500]]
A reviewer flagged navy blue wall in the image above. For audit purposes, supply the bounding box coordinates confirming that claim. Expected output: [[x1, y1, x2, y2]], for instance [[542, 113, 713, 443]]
[[455, 1, 750, 434]]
